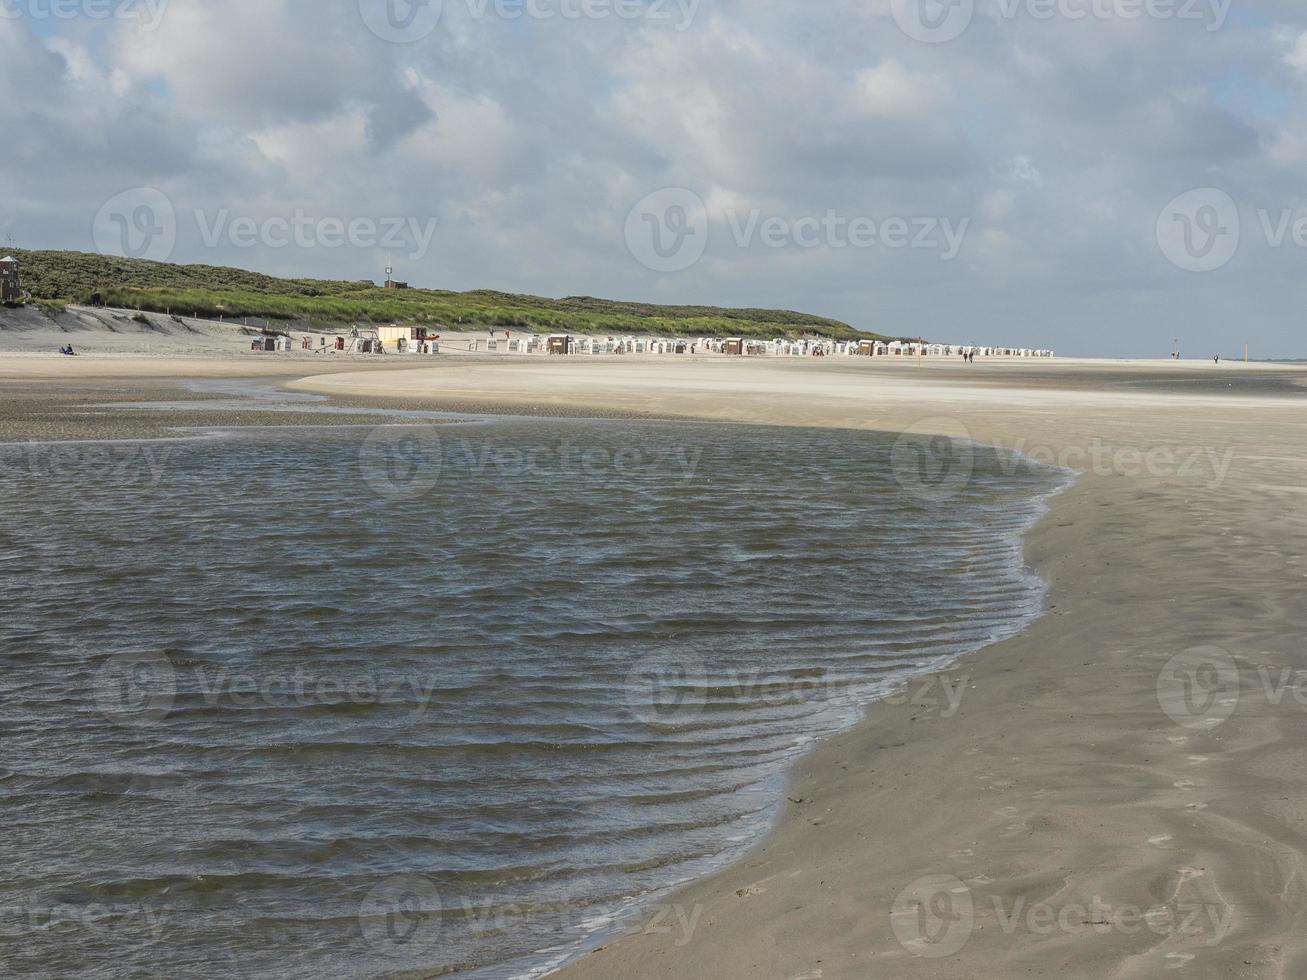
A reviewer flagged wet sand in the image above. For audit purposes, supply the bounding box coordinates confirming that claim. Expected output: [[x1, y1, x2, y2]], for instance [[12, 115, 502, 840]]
[[6, 352, 1307, 978]]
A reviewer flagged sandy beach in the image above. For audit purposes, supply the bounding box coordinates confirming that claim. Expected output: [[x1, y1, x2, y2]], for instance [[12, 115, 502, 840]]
[[5, 350, 1307, 978]]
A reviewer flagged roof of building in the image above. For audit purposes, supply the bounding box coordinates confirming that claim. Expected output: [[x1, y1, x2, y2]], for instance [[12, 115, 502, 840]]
[[0, 256, 16, 263]]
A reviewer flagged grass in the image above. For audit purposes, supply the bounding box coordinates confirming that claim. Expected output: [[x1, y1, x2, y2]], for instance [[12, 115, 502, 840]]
[[7, 249, 886, 341]]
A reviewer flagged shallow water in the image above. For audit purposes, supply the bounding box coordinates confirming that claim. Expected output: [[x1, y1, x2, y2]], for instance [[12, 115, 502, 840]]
[[0, 417, 1065, 977]]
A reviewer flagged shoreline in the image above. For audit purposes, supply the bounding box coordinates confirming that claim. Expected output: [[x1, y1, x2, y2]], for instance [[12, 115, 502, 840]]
[[6, 354, 1307, 977], [520, 444, 1078, 980], [288, 358, 1307, 979]]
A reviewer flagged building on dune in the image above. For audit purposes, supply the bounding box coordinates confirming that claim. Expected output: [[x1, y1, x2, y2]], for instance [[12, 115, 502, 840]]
[[0, 256, 21, 303]]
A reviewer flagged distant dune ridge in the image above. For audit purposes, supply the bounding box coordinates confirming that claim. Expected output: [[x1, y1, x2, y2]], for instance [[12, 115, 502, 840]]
[[4, 249, 881, 342]]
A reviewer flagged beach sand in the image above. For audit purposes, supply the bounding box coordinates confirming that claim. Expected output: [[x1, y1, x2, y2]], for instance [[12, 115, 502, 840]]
[[5, 350, 1307, 978]]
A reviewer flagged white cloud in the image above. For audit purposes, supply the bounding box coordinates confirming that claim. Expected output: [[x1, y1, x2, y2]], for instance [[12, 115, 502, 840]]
[[850, 60, 950, 118], [3, 1, 1307, 354], [1285, 30, 1307, 74]]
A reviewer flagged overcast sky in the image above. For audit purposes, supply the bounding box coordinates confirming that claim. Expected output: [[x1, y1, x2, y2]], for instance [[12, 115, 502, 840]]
[[5, 0, 1307, 355]]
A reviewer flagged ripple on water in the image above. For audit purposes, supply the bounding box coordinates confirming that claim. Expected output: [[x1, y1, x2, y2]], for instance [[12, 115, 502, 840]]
[[0, 418, 1067, 978]]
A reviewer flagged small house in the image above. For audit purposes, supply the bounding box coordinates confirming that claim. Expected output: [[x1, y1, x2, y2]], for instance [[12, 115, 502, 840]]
[[378, 324, 434, 351], [724, 338, 744, 355], [0, 256, 20, 303], [857, 340, 876, 356], [547, 334, 572, 354]]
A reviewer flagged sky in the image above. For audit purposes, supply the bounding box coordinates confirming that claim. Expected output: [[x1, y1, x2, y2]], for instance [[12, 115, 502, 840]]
[[4, 0, 1307, 356]]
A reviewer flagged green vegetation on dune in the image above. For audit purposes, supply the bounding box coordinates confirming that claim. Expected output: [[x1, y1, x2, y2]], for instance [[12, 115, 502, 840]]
[[9, 249, 881, 340]]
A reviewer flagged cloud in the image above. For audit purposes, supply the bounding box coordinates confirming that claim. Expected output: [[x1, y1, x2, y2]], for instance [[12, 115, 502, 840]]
[[4, 0, 1307, 354]]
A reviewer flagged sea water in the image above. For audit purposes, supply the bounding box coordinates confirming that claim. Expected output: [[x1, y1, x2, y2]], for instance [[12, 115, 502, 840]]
[[0, 416, 1067, 977]]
